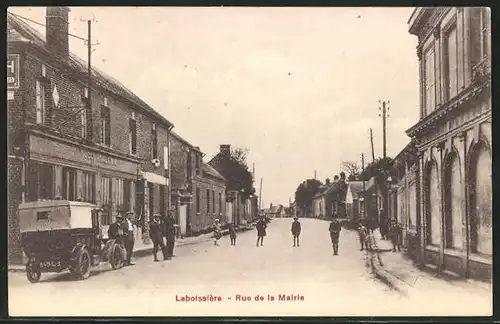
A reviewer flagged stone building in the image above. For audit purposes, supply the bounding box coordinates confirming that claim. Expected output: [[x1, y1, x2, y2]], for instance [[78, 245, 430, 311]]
[[7, 8, 173, 263], [387, 141, 419, 260], [407, 7, 491, 280], [170, 132, 227, 235]]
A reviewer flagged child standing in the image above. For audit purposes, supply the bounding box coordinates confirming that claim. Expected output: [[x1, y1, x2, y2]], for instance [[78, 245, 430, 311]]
[[229, 223, 237, 245], [213, 219, 222, 246]]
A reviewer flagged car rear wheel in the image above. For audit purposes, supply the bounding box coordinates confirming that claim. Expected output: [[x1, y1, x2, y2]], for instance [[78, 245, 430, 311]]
[[74, 248, 91, 280], [26, 259, 41, 283]]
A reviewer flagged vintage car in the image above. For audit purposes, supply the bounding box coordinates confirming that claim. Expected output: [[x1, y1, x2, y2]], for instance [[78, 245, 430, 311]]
[[19, 200, 126, 283]]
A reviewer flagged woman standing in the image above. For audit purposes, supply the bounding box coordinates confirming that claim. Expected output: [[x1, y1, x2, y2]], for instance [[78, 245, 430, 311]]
[[256, 216, 267, 247]]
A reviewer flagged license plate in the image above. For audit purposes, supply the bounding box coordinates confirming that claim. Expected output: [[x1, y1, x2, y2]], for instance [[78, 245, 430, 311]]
[[40, 260, 62, 269]]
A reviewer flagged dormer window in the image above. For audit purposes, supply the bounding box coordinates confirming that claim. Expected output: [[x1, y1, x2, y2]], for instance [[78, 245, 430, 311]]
[[103, 96, 108, 107], [41, 64, 46, 77]]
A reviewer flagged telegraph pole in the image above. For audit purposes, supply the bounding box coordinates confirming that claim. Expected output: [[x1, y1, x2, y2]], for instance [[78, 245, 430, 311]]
[[361, 153, 366, 219], [86, 19, 93, 140], [378, 100, 390, 237], [370, 128, 375, 163], [379, 100, 390, 160]]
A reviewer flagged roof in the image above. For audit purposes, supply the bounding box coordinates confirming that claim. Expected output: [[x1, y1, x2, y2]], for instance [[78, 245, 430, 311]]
[[171, 131, 203, 154], [347, 181, 365, 199], [201, 163, 226, 182], [313, 184, 331, 198], [7, 13, 173, 129]]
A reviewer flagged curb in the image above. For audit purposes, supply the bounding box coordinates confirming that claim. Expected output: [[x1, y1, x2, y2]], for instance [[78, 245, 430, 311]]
[[367, 234, 407, 294]]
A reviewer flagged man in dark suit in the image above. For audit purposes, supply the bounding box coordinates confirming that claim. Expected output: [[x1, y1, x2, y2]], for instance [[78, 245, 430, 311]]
[[329, 219, 342, 255], [291, 217, 301, 247], [123, 211, 137, 266], [150, 214, 167, 262], [108, 214, 125, 243], [164, 210, 176, 260]]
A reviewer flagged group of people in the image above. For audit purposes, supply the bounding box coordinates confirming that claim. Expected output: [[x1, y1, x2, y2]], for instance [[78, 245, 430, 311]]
[[211, 216, 269, 247], [107, 209, 177, 264]]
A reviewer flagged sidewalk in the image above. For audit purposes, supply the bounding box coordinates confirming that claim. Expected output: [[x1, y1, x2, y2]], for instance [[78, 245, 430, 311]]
[[368, 229, 492, 294], [8, 225, 254, 273]]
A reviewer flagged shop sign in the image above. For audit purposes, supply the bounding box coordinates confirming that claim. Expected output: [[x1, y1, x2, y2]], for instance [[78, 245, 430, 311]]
[[82, 151, 118, 167], [7, 54, 20, 89]]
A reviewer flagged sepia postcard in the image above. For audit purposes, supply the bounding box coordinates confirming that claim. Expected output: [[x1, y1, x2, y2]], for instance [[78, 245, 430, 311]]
[[7, 6, 492, 317]]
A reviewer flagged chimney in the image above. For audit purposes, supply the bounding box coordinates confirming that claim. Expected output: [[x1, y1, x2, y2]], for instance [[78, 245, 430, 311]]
[[46, 7, 71, 58], [220, 144, 231, 155]]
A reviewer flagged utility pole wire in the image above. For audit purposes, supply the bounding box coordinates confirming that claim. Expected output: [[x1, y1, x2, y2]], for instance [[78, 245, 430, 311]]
[[7, 11, 87, 41]]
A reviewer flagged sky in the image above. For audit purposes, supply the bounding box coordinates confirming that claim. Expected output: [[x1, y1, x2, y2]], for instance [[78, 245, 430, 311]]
[[9, 6, 420, 208]]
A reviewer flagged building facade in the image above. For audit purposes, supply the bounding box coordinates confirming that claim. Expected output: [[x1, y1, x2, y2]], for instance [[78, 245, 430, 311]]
[[170, 132, 227, 235], [407, 7, 491, 281], [7, 8, 173, 263], [387, 142, 419, 260]]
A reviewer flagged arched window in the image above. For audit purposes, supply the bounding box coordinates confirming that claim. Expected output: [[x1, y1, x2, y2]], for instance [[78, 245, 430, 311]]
[[426, 161, 441, 246], [469, 142, 492, 256], [444, 152, 463, 249]]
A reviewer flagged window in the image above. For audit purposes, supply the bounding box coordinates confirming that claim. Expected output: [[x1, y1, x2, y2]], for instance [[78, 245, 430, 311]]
[[148, 182, 155, 216], [219, 193, 222, 214], [28, 161, 54, 201], [62, 167, 77, 201], [100, 105, 111, 146], [212, 190, 215, 213], [151, 123, 158, 159], [470, 8, 490, 69], [196, 187, 200, 213], [81, 105, 87, 138], [444, 24, 458, 100], [123, 179, 131, 213], [81, 171, 95, 203], [187, 151, 192, 178], [159, 185, 165, 217], [101, 176, 112, 225], [207, 189, 210, 213], [116, 178, 124, 211], [195, 154, 200, 169], [129, 117, 137, 155], [36, 80, 46, 124], [423, 47, 436, 115], [37, 211, 49, 220]]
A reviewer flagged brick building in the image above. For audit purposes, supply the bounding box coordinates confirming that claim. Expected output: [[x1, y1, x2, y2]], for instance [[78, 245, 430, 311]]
[[7, 8, 173, 264], [170, 132, 227, 236], [407, 7, 491, 281]]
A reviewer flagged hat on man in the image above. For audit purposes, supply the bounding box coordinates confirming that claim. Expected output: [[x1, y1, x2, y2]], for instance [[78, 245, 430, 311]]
[[293, 216, 298, 220], [116, 214, 124, 220]]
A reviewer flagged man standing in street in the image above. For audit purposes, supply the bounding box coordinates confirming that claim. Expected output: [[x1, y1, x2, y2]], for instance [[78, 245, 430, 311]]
[[389, 219, 402, 252], [329, 219, 341, 255], [256, 216, 267, 247], [291, 217, 301, 247], [358, 221, 369, 251], [124, 211, 138, 266], [164, 210, 176, 260], [149, 214, 167, 262]]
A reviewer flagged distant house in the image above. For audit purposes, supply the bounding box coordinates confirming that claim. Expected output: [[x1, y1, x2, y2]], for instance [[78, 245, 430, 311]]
[[208, 145, 257, 225], [345, 181, 366, 220], [264, 204, 285, 218], [312, 179, 349, 219]]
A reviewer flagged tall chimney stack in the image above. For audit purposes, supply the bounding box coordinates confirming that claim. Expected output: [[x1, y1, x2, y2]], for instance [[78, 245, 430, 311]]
[[220, 144, 231, 155], [46, 7, 70, 59]]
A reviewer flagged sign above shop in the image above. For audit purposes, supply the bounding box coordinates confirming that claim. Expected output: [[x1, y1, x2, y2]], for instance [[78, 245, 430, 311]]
[[7, 54, 20, 89]]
